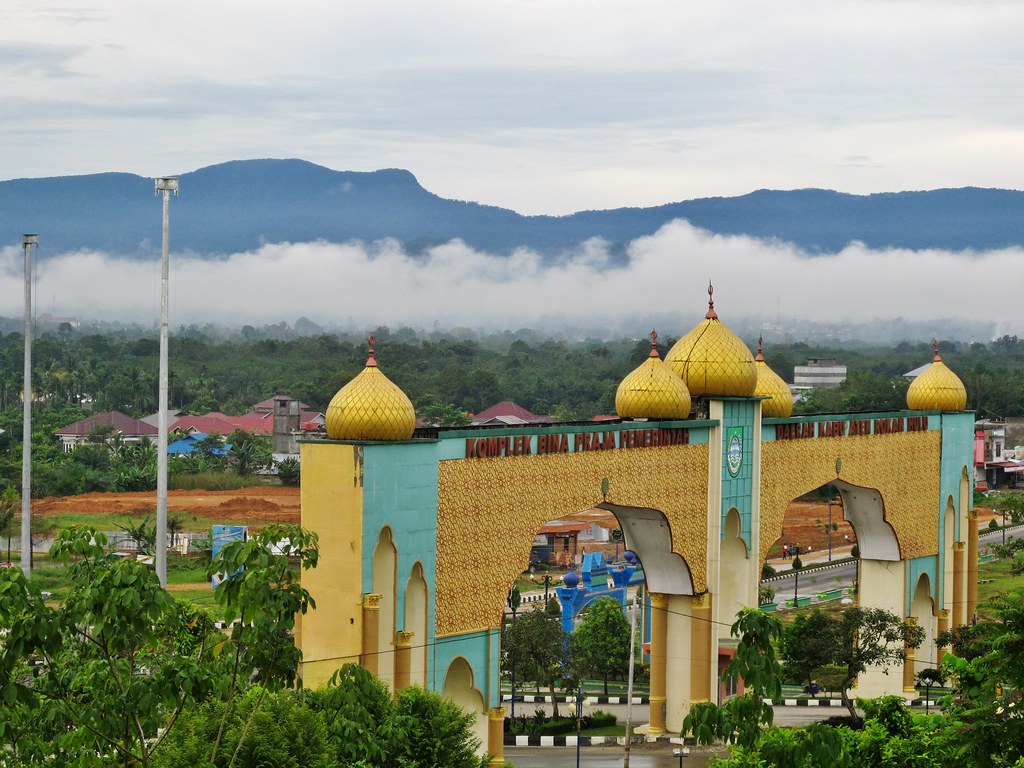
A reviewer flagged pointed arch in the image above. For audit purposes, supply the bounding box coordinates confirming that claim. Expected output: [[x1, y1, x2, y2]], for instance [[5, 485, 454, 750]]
[[718, 508, 750, 635], [942, 495, 955, 613], [373, 526, 397, 689], [910, 572, 936, 675], [597, 502, 693, 595], [834, 481, 899, 561], [442, 657, 487, 750], [405, 561, 428, 688]]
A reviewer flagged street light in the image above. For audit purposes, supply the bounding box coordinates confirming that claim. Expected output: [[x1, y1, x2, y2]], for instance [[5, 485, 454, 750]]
[[507, 586, 521, 718], [792, 545, 803, 607], [673, 746, 690, 767], [154, 177, 178, 588], [20, 235, 37, 578], [827, 495, 833, 562], [531, 571, 554, 603]]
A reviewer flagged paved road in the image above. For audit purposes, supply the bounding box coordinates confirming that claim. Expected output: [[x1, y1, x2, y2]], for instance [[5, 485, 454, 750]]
[[505, 743, 726, 768]]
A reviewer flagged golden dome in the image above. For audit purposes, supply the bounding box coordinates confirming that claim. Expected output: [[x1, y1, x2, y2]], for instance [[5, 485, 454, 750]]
[[754, 337, 793, 418], [906, 341, 967, 412], [615, 330, 692, 419], [325, 336, 416, 440], [665, 284, 757, 397]]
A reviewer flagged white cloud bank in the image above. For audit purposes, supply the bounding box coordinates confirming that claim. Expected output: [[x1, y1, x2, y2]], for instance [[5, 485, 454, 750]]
[[0, 221, 1014, 341]]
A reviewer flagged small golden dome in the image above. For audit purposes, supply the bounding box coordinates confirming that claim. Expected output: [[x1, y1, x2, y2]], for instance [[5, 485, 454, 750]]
[[906, 341, 967, 412], [665, 283, 757, 397], [754, 337, 793, 418], [615, 330, 692, 419], [325, 336, 416, 440]]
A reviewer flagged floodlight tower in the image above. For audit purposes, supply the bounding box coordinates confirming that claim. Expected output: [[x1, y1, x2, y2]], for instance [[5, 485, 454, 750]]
[[154, 178, 178, 587], [20, 234, 37, 578]]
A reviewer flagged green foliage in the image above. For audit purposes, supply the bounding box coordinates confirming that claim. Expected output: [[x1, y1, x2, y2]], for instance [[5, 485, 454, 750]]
[[152, 688, 334, 768], [991, 491, 1024, 525], [209, 524, 319, 693], [116, 513, 156, 554], [227, 430, 273, 477], [501, 608, 569, 718], [782, 609, 841, 689], [0, 523, 319, 766], [570, 597, 631, 695], [683, 609, 783, 748], [276, 457, 300, 486], [299, 664, 485, 768]]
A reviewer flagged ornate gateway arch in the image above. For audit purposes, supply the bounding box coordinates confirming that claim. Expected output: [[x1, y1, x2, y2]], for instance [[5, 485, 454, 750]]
[[298, 317, 974, 765]]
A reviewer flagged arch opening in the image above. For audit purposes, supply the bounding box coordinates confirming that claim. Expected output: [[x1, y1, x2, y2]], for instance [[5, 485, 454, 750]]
[[373, 526, 397, 690]]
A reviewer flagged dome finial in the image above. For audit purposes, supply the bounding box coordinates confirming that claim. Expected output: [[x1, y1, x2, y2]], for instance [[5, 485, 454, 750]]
[[705, 281, 718, 319], [933, 338, 941, 362], [649, 329, 660, 358], [366, 334, 378, 368], [756, 335, 765, 362]]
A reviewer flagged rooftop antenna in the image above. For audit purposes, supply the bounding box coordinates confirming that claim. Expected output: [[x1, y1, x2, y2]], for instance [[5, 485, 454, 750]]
[[154, 178, 178, 587], [21, 234, 38, 578]]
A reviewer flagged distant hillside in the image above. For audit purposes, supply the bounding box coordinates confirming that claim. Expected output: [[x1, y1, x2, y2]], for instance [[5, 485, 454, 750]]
[[2, 158, 1024, 258]]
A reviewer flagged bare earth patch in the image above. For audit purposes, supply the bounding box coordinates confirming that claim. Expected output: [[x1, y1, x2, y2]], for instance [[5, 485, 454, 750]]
[[33, 486, 301, 525]]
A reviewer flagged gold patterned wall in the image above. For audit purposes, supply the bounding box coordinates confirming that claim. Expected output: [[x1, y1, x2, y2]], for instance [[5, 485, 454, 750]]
[[759, 431, 941, 566], [436, 443, 709, 637]]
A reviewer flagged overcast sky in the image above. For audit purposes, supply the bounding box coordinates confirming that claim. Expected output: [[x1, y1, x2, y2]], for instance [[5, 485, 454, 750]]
[[4, 0, 1024, 215]]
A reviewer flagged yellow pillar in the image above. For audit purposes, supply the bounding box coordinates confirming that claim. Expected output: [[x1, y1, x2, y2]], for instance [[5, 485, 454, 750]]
[[394, 631, 414, 691], [690, 593, 713, 704], [967, 511, 979, 622], [902, 617, 918, 693], [648, 592, 668, 735], [936, 609, 949, 665], [362, 594, 382, 675], [487, 707, 505, 768], [952, 543, 965, 628]]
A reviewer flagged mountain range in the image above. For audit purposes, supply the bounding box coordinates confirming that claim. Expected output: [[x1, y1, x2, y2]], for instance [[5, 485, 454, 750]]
[[2, 158, 1024, 259]]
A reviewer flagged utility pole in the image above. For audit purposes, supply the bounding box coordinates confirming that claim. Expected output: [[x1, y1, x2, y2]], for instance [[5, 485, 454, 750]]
[[154, 178, 178, 587], [623, 586, 638, 768], [20, 235, 37, 578]]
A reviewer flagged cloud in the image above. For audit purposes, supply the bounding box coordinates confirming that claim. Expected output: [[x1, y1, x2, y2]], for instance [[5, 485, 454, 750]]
[[0, 222, 1015, 342]]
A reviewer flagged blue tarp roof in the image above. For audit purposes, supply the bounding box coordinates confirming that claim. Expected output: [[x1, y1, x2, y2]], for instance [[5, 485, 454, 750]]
[[167, 432, 231, 455]]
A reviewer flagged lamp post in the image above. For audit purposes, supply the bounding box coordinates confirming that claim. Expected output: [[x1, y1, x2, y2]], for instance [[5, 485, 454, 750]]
[[827, 495, 833, 562], [575, 683, 584, 768], [507, 586, 521, 718], [792, 546, 803, 607], [532, 572, 553, 603], [154, 177, 178, 588], [20, 235, 37, 578]]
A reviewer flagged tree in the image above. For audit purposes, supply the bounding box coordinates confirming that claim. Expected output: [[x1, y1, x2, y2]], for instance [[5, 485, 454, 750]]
[[276, 457, 300, 486], [829, 607, 924, 721], [298, 664, 486, 768], [683, 608, 783, 749], [781, 609, 838, 690], [0, 486, 17, 562], [571, 597, 631, 695], [940, 587, 1024, 767], [0, 523, 318, 766], [151, 688, 335, 768], [117, 513, 156, 554], [227, 430, 272, 477], [502, 607, 569, 718]]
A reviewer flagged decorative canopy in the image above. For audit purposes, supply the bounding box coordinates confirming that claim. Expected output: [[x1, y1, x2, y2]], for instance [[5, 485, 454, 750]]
[[325, 335, 417, 440]]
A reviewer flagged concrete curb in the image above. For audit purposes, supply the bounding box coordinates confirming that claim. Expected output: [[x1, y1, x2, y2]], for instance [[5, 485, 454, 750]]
[[503, 694, 649, 704], [504, 734, 696, 747]]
